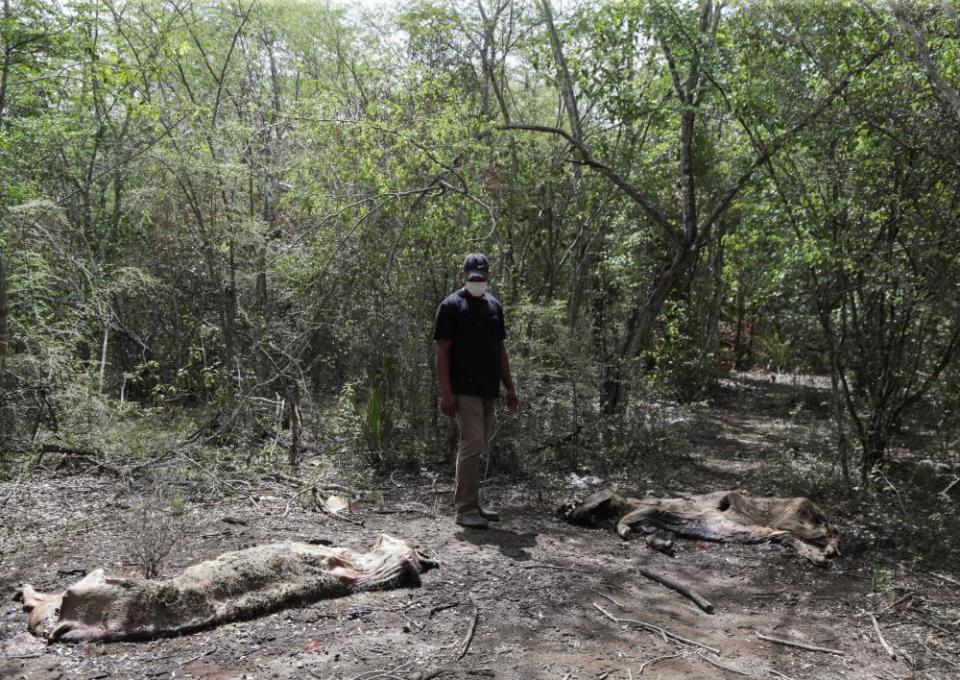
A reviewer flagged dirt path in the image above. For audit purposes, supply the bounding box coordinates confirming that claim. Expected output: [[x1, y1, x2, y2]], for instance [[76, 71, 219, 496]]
[[2, 375, 958, 679], [2, 473, 957, 680]]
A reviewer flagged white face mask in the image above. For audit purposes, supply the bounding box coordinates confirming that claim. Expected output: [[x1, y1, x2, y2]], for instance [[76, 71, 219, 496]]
[[465, 280, 488, 297]]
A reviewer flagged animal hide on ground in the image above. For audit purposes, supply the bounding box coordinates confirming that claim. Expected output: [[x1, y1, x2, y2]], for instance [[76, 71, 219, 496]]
[[561, 489, 839, 566], [15, 534, 435, 643]]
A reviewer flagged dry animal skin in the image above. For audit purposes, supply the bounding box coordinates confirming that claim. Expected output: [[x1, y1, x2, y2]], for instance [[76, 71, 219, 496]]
[[322, 495, 353, 514], [561, 489, 840, 566], [15, 534, 436, 643]]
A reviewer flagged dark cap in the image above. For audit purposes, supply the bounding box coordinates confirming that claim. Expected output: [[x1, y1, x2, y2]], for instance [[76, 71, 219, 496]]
[[463, 253, 490, 280]]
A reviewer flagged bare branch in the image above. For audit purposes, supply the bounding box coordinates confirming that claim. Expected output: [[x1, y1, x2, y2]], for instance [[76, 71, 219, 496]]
[[700, 38, 893, 233], [888, 0, 960, 123], [500, 123, 674, 237]]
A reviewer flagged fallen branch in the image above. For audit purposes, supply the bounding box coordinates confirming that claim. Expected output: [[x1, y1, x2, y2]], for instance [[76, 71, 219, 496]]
[[639, 567, 715, 614], [37, 444, 122, 476], [371, 504, 434, 517], [755, 632, 844, 656], [429, 601, 461, 617], [931, 572, 960, 588], [938, 475, 959, 500], [869, 614, 896, 660], [906, 612, 954, 637], [347, 659, 417, 680], [923, 642, 960, 672], [590, 588, 625, 609], [457, 599, 479, 661], [767, 670, 796, 680], [593, 603, 720, 654], [638, 652, 681, 674], [876, 591, 913, 616], [318, 503, 365, 527], [696, 651, 749, 677], [519, 561, 595, 575]]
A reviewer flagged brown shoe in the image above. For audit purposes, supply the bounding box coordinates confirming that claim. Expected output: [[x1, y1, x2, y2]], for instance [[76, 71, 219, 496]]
[[478, 506, 500, 522], [455, 511, 489, 529]]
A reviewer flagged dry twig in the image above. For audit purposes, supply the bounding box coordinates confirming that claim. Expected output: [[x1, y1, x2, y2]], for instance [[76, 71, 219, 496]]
[[755, 632, 844, 656], [457, 598, 479, 661], [876, 591, 913, 616], [519, 561, 595, 574], [931, 572, 960, 588], [593, 603, 720, 654], [318, 503, 365, 527], [639, 567, 715, 614], [923, 642, 960, 672], [345, 660, 416, 680], [907, 612, 954, 637], [869, 614, 897, 660], [696, 651, 749, 676], [767, 670, 796, 680], [590, 588, 625, 609], [638, 652, 681, 674], [429, 601, 461, 617]]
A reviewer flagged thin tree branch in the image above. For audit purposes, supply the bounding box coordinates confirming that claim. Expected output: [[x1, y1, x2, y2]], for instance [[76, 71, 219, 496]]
[[699, 38, 893, 233], [500, 124, 674, 237]]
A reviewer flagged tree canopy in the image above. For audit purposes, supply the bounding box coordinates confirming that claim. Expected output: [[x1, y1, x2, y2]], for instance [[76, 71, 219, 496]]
[[3, 0, 960, 483]]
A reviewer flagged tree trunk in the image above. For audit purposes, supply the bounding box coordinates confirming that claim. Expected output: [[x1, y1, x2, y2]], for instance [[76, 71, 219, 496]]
[[98, 320, 110, 392], [223, 240, 237, 369], [0, 0, 10, 130], [601, 248, 696, 414], [861, 421, 889, 481], [733, 286, 746, 369], [567, 234, 596, 329], [537, 0, 583, 142], [890, 1, 960, 123], [818, 310, 851, 485], [701, 222, 726, 360], [601, 3, 711, 413], [0, 247, 7, 372], [284, 385, 302, 468]]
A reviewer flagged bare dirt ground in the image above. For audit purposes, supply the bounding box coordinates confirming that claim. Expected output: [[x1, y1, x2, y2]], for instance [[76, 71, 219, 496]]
[[2, 374, 959, 679]]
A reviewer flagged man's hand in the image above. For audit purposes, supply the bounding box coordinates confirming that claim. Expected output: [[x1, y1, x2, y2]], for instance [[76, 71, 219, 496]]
[[439, 392, 457, 418], [504, 390, 519, 417]]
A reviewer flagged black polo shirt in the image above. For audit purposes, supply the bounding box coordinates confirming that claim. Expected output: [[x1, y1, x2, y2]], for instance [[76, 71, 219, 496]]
[[433, 289, 506, 398]]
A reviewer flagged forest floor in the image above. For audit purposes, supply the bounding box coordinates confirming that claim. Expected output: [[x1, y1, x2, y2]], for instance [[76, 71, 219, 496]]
[[2, 373, 959, 680]]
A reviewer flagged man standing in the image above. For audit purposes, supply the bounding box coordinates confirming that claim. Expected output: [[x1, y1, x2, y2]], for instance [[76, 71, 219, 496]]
[[433, 253, 518, 529]]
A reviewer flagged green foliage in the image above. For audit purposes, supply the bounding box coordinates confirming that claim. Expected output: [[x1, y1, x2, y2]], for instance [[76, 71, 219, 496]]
[[2, 0, 960, 489], [757, 333, 790, 374], [649, 299, 718, 403], [360, 388, 395, 461]]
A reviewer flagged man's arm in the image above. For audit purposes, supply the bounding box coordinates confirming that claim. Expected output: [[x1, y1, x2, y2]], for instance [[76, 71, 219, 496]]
[[435, 339, 457, 417], [500, 344, 518, 415]]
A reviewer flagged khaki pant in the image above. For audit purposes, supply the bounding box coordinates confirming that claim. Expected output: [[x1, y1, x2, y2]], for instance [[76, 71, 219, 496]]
[[454, 395, 497, 514]]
